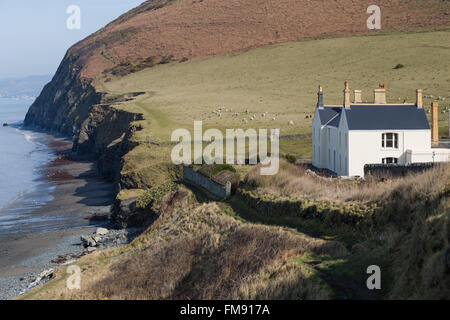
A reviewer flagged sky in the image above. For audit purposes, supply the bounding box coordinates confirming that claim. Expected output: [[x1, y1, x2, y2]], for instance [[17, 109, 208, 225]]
[[0, 1, 144, 78]]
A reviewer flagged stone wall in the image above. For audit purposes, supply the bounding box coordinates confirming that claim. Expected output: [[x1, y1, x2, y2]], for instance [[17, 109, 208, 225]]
[[364, 163, 437, 177], [182, 166, 231, 198]]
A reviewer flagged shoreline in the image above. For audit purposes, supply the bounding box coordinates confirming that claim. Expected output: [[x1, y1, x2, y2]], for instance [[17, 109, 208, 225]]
[[0, 133, 115, 300]]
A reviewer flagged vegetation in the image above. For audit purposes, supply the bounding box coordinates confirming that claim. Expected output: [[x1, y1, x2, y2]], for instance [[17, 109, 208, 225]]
[[240, 162, 450, 299], [20, 30, 450, 300], [21, 191, 346, 300]]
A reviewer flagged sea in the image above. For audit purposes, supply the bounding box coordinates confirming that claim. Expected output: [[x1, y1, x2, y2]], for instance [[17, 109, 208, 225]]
[[0, 100, 55, 234]]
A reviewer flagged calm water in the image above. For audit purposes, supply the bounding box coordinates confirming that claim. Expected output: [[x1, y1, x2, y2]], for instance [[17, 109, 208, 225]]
[[0, 100, 54, 232]]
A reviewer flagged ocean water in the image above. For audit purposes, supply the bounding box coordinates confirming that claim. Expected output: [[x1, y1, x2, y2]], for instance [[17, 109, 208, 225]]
[[0, 100, 55, 232]]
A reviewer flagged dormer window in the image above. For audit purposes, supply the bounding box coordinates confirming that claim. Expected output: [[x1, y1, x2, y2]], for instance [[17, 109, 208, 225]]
[[382, 133, 398, 149]]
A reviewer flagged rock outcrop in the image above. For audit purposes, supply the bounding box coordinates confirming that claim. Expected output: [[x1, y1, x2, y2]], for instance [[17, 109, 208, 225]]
[[24, 54, 104, 135]]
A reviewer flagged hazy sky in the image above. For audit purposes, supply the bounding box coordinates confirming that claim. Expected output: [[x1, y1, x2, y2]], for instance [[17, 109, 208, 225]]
[[0, 1, 144, 78]]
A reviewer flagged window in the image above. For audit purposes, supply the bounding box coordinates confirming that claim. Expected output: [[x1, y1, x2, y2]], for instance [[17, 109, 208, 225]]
[[382, 157, 398, 164], [382, 133, 398, 149]]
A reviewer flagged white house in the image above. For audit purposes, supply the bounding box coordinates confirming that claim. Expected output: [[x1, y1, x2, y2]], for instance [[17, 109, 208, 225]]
[[312, 81, 450, 177]]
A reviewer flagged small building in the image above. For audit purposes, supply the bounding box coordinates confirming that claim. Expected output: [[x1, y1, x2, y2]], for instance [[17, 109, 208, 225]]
[[312, 81, 450, 177]]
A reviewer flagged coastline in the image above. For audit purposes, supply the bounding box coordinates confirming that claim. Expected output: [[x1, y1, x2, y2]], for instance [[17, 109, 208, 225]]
[[0, 133, 114, 300]]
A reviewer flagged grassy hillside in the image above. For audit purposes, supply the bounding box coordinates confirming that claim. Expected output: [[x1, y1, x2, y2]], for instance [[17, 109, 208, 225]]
[[103, 30, 449, 156], [21, 30, 450, 300], [68, 0, 450, 80]]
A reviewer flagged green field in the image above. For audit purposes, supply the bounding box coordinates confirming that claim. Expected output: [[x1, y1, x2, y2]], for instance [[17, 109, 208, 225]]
[[103, 29, 450, 160]]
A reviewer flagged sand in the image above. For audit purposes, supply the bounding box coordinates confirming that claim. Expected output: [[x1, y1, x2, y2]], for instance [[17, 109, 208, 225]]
[[0, 135, 114, 300]]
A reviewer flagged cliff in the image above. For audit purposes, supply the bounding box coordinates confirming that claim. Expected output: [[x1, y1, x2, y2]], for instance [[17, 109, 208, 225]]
[[24, 54, 103, 135]]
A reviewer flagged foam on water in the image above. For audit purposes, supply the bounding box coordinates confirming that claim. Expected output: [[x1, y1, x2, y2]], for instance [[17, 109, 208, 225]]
[[0, 100, 55, 230]]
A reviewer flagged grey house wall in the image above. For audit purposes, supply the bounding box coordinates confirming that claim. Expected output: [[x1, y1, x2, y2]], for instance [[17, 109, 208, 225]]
[[183, 165, 231, 198]]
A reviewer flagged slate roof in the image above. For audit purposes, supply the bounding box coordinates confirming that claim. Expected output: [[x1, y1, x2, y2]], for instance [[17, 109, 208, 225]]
[[318, 107, 342, 127], [345, 105, 430, 130]]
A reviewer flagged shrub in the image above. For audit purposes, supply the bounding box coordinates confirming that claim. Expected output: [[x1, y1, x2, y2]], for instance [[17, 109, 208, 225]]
[[284, 153, 297, 164]]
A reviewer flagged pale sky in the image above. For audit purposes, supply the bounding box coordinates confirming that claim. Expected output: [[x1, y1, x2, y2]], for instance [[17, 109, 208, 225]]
[[0, 1, 144, 78]]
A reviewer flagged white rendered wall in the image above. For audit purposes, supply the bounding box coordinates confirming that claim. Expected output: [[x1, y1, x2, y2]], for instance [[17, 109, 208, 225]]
[[348, 129, 431, 177]]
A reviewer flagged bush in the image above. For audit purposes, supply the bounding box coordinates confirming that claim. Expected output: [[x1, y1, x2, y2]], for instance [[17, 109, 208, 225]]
[[284, 153, 297, 164]]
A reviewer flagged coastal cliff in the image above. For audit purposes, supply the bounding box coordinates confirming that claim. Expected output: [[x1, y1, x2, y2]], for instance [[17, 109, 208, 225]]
[[24, 54, 103, 135]]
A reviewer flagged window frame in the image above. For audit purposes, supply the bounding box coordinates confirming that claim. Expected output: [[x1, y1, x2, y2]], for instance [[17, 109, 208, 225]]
[[382, 157, 398, 164], [382, 132, 399, 149]]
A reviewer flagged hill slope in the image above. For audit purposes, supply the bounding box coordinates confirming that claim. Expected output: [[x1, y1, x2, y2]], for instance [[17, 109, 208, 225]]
[[71, 0, 450, 80], [24, 0, 449, 134]]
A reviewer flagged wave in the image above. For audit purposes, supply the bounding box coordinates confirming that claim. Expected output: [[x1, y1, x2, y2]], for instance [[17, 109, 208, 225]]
[[0, 190, 25, 213]]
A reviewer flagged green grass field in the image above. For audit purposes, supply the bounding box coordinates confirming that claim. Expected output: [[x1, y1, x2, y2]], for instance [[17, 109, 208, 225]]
[[103, 29, 450, 160]]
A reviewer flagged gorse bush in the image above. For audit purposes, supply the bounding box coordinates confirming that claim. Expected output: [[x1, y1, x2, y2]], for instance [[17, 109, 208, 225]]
[[136, 181, 176, 211]]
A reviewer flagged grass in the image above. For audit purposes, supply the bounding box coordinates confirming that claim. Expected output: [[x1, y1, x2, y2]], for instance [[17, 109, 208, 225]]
[[245, 159, 449, 204], [101, 29, 450, 150], [100, 29, 449, 189], [20, 188, 347, 300]]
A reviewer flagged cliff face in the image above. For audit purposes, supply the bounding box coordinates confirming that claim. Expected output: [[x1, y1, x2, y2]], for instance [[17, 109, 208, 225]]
[[73, 94, 144, 186], [24, 54, 103, 135]]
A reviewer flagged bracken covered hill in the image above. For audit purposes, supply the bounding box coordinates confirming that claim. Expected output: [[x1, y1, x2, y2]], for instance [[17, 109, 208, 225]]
[[72, 0, 450, 79]]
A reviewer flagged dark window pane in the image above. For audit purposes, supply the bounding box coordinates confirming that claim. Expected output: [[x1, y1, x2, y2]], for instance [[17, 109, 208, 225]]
[[386, 139, 393, 148]]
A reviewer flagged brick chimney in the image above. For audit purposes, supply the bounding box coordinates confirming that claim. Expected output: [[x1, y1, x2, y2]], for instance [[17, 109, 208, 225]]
[[416, 89, 423, 108], [374, 84, 386, 104], [354, 90, 362, 104], [344, 80, 351, 108], [431, 101, 439, 146], [317, 85, 324, 109]]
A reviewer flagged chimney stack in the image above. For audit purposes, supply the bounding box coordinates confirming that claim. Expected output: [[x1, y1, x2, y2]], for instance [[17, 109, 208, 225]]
[[416, 89, 423, 108], [354, 90, 362, 104], [431, 101, 439, 146], [317, 85, 324, 109], [374, 84, 386, 104], [344, 80, 351, 108]]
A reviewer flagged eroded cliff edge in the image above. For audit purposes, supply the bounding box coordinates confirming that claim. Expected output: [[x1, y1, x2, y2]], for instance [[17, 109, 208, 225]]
[[24, 53, 144, 194]]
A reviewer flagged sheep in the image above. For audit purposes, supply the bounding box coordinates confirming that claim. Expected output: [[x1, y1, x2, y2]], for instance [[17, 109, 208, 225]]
[[288, 120, 294, 126]]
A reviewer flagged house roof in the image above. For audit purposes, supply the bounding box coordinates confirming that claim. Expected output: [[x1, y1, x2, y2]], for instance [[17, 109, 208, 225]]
[[318, 107, 342, 127], [344, 105, 430, 130]]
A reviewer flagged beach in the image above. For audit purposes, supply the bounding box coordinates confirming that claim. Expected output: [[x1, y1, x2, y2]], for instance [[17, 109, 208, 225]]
[[0, 135, 114, 300]]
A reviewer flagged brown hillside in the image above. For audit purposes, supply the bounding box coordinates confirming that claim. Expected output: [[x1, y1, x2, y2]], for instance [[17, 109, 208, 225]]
[[71, 0, 450, 80]]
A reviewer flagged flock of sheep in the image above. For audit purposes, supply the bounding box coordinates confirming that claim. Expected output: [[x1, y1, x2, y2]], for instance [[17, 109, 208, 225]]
[[210, 106, 312, 126]]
